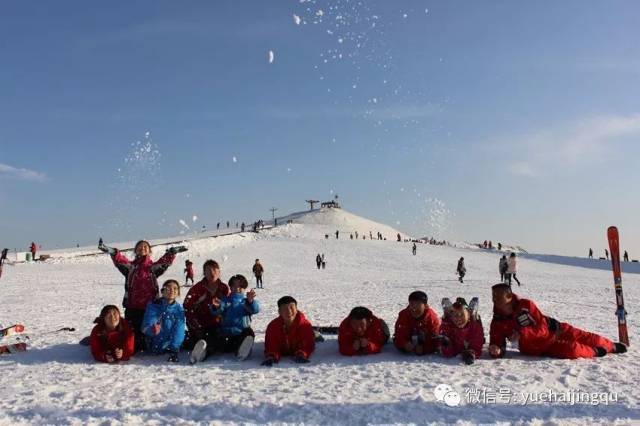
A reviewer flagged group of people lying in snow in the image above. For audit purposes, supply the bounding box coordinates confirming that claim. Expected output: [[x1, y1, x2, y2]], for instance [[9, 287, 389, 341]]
[[89, 239, 628, 365]]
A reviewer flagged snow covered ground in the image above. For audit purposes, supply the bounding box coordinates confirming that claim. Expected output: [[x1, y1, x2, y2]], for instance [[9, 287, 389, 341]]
[[1, 208, 638, 425]]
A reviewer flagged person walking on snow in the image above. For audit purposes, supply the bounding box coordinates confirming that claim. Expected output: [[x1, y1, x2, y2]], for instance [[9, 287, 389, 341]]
[[29, 242, 37, 261], [588, 248, 593, 259], [624, 251, 629, 262], [506, 252, 521, 286], [489, 283, 627, 359], [605, 249, 609, 260], [252, 259, 264, 289], [499, 255, 508, 282], [184, 260, 195, 286], [412, 243, 417, 256], [457, 257, 466, 283], [0, 248, 8, 279], [315, 254, 322, 270]]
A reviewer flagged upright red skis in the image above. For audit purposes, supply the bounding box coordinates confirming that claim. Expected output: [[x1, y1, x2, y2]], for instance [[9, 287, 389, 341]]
[[607, 226, 630, 346]]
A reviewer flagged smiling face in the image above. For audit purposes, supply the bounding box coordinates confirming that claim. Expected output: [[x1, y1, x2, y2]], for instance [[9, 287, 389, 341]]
[[349, 318, 369, 337], [135, 241, 151, 257], [162, 281, 180, 302], [279, 302, 298, 326], [450, 306, 470, 328], [103, 308, 120, 331], [408, 301, 427, 319]]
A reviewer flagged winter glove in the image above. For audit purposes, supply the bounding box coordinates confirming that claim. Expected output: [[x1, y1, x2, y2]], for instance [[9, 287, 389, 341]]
[[294, 355, 310, 364], [167, 352, 179, 363], [461, 349, 476, 365], [166, 246, 188, 255], [261, 358, 276, 367], [516, 309, 535, 328], [98, 242, 117, 256], [547, 317, 560, 333]]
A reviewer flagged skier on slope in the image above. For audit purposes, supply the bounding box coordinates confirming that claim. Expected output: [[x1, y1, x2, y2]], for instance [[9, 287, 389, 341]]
[[456, 257, 466, 283], [439, 299, 484, 365], [393, 291, 440, 355], [262, 296, 316, 366], [412, 243, 417, 256], [338, 307, 389, 356], [488, 283, 627, 359], [99, 239, 185, 352]]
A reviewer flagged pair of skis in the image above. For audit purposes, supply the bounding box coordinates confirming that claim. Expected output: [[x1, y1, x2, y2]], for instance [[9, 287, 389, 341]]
[[0, 324, 27, 354], [607, 226, 630, 346]]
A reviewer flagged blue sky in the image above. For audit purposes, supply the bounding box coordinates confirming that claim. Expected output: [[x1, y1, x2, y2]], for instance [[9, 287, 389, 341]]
[[1, 0, 640, 257]]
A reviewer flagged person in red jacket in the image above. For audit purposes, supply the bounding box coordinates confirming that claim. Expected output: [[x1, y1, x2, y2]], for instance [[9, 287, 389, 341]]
[[30, 242, 37, 261], [90, 305, 135, 363], [101, 240, 181, 352], [393, 291, 440, 355], [184, 260, 195, 286], [489, 283, 627, 359], [262, 296, 316, 366], [183, 259, 231, 352], [439, 300, 484, 364], [338, 307, 389, 356]]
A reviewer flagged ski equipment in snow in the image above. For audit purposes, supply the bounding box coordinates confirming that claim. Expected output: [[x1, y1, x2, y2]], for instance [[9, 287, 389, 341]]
[[607, 226, 630, 346]]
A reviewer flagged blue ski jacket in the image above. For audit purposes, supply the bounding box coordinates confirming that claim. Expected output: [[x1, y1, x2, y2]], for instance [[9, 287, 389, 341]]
[[211, 293, 260, 336], [142, 298, 185, 354]]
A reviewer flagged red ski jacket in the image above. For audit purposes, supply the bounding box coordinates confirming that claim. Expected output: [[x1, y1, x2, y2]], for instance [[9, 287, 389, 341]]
[[393, 307, 441, 354], [264, 311, 316, 361], [111, 252, 176, 310], [338, 315, 387, 356], [184, 264, 194, 279], [90, 321, 135, 363], [489, 295, 554, 357], [439, 317, 484, 358], [183, 278, 231, 336]]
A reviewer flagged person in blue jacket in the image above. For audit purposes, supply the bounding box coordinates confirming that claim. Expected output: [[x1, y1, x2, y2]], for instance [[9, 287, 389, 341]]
[[208, 274, 259, 361], [141, 279, 186, 362]]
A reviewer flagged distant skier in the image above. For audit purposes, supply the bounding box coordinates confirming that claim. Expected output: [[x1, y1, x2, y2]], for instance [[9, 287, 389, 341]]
[[497, 242, 502, 251], [488, 241, 493, 249], [499, 255, 508, 282], [0, 248, 8, 279], [184, 260, 195, 286], [29, 241, 37, 261], [355, 231, 359, 239], [227, 221, 230, 229], [252, 259, 264, 289], [489, 283, 627, 359], [335, 230, 339, 239], [316, 254, 322, 270], [350, 234, 353, 240], [588, 248, 593, 259], [217, 222, 220, 230], [321, 253, 326, 269], [338, 307, 389, 356], [397, 233, 401, 242], [506, 252, 521, 286], [605, 249, 609, 260], [241, 222, 245, 232], [412, 243, 417, 256], [624, 251, 629, 262], [456, 257, 466, 283]]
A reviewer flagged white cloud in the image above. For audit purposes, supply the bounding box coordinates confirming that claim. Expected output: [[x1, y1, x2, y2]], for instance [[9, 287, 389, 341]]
[[0, 163, 47, 182], [499, 114, 640, 177]]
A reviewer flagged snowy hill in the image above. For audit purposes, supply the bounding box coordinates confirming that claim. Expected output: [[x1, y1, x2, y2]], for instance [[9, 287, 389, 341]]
[[0, 208, 638, 424]]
